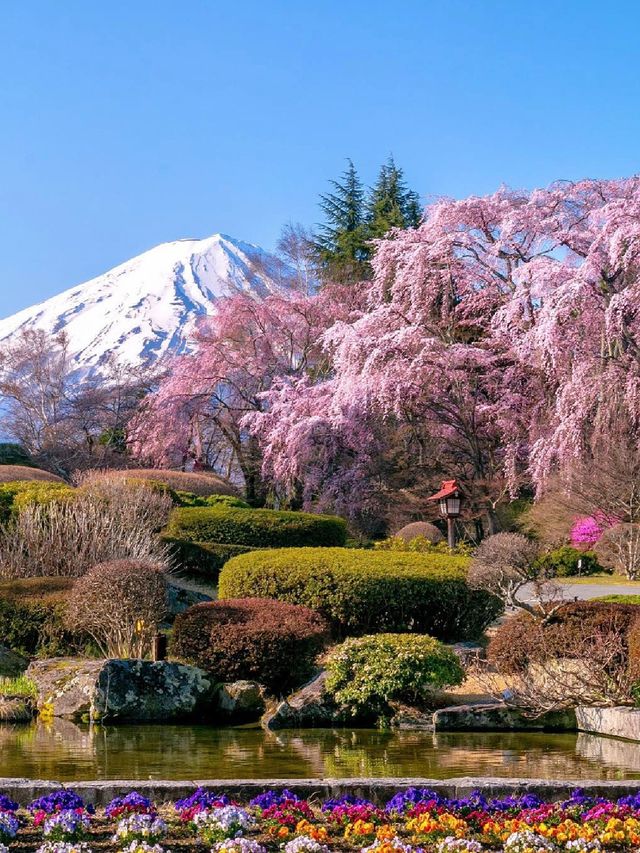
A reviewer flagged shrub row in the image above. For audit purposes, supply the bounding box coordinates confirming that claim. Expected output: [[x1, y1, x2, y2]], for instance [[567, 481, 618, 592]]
[[161, 536, 254, 578], [166, 507, 348, 548], [0, 481, 74, 523], [219, 548, 503, 640], [171, 597, 328, 693]]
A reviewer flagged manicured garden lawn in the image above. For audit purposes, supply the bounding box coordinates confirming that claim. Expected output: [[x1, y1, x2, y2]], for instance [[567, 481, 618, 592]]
[[559, 574, 640, 586]]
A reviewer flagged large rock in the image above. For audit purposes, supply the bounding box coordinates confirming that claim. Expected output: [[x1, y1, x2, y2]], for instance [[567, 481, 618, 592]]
[[433, 702, 577, 732], [27, 658, 217, 722], [0, 645, 29, 677], [215, 681, 265, 722], [165, 583, 212, 621], [263, 671, 348, 730], [576, 706, 640, 742]]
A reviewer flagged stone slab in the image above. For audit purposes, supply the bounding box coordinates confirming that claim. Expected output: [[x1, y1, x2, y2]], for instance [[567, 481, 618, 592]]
[[576, 706, 640, 741], [434, 703, 577, 732], [3, 776, 640, 806]]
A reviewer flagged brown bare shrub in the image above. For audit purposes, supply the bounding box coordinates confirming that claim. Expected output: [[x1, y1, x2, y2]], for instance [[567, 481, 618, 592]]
[[485, 601, 640, 710], [65, 559, 167, 658], [84, 468, 238, 497], [0, 466, 65, 484], [468, 532, 543, 614], [594, 523, 640, 580], [0, 484, 171, 579]]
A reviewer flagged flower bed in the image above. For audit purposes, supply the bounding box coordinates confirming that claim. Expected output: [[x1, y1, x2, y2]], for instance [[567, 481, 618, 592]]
[[4, 787, 640, 852]]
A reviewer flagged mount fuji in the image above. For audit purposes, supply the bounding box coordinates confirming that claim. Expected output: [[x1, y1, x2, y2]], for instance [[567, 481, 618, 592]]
[[0, 233, 287, 371]]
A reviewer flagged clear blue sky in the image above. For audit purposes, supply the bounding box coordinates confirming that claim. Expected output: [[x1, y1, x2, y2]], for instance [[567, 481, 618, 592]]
[[1, 0, 639, 316]]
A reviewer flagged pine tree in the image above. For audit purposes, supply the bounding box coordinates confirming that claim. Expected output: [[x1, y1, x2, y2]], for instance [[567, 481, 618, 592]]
[[367, 156, 422, 238], [314, 159, 370, 282]]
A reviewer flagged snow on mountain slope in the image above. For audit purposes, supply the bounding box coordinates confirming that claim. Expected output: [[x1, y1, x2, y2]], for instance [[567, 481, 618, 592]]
[[0, 233, 285, 370]]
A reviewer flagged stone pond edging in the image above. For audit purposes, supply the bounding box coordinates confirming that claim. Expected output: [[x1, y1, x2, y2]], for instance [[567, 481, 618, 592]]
[[3, 777, 640, 806]]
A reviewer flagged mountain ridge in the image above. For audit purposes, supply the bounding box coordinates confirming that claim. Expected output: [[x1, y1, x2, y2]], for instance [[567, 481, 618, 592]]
[[0, 233, 285, 370]]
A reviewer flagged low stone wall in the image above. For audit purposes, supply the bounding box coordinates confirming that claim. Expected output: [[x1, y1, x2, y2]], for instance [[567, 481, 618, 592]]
[[576, 706, 640, 741], [3, 777, 640, 806]]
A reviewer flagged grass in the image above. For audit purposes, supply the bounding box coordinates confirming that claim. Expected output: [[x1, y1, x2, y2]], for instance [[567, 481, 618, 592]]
[[595, 594, 640, 605], [558, 573, 640, 586], [0, 674, 37, 698]]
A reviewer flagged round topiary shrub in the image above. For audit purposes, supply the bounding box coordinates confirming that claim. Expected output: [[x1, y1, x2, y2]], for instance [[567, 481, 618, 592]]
[[0, 577, 83, 656], [218, 548, 502, 641], [165, 507, 347, 548], [65, 559, 167, 658], [170, 598, 328, 693], [326, 633, 464, 722], [394, 521, 444, 544]]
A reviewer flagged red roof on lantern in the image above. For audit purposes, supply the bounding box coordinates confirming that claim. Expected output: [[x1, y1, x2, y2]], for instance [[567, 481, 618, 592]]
[[427, 479, 461, 501]]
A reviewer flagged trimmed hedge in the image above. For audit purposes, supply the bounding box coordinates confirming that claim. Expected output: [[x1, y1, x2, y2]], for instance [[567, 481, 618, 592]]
[[218, 548, 503, 640], [0, 578, 90, 657], [170, 597, 328, 693], [165, 507, 348, 548], [162, 536, 253, 579], [0, 481, 73, 523]]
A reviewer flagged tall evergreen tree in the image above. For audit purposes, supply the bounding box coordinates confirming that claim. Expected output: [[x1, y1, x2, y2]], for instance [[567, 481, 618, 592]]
[[367, 156, 422, 238], [314, 159, 370, 282]]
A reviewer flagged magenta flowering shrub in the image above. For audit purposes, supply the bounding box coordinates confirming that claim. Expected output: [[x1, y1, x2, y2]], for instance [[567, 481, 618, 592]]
[[571, 516, 608, 549]]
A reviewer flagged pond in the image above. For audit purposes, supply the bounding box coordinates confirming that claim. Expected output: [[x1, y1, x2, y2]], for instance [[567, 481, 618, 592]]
[[0, 721, 637, 781]]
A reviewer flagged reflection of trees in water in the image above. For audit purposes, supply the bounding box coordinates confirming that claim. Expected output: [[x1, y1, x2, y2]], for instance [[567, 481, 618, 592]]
[[0, 719, 97, 780], [0, 723, 638, 782]]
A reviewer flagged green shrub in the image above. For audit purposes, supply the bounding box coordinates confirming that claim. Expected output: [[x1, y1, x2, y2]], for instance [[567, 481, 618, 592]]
[[219, 548, 502, 640], [534, 545, 604, 577], [0, 578, 91, 657], [165, 507, 348, 548], [172, 491, 250, 509], [326, 633, 464, 722], [162, 536, 253, 579], [0, 443, 33, 467], [374, 536, 473, 556], [0, 481, 73, 522], [170, 597, 328, 693]]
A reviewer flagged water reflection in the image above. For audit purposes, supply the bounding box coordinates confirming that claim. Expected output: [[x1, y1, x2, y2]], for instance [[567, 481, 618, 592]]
[[0, 721, 636, 781]]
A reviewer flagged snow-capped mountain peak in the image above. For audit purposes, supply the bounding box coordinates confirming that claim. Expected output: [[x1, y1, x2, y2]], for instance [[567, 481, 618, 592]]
[[0, 233, 285, 370]]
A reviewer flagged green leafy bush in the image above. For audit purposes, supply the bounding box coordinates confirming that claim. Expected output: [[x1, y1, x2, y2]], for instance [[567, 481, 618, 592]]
[[170, 597, 328, 693], [165, 507, 348, 548], [162, 536, 253, 579], [219, 548, 502, 640], [326, 633, 464, 721], [0, 443, 33, 467], [0, 578, 90, 656], [534, 545, 604, 577], [374, 535, 473, 556], [172, 492, 250, 509]]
